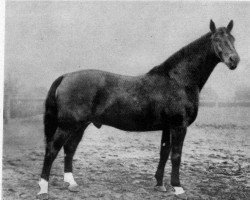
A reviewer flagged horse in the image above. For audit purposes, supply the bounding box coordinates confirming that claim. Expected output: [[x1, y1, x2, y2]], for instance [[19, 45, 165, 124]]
[[37, 20, 240, 199]]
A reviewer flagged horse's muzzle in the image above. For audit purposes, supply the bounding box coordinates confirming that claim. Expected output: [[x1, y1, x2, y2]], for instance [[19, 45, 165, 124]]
[[228, 62, 238, 70], [227, 54, 240, 70]]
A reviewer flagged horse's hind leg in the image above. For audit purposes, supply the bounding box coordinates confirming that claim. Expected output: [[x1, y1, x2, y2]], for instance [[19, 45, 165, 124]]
[[38, 127, 71, 199], [63, 124, 89, 192]]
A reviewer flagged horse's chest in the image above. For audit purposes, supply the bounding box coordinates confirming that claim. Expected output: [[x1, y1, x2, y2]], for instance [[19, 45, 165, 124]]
[[155, 91, 198, 127]]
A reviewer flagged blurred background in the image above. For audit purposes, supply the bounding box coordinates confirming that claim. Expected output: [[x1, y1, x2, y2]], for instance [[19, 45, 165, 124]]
[[4, 1, 250, 124]]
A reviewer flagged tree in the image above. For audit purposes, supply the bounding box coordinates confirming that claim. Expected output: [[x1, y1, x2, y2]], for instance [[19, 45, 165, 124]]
[[4, 74, 22, 123]]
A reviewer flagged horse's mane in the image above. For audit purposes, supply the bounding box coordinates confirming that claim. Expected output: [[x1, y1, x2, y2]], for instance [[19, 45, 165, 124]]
[[148, 32, 212, 75]]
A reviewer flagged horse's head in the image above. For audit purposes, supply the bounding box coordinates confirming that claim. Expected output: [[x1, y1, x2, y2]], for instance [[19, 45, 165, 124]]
[[210, 20, 240, 70]]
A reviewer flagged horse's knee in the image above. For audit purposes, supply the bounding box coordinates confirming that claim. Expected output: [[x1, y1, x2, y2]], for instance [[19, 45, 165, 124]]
[[171, 152, 181, 164], [64, 151, 75, 162]]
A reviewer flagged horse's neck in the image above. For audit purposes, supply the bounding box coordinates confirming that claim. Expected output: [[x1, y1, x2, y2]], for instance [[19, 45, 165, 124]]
[[169, 47, 219, 91], [149, 33, 220, 91], [195, 53, 220, 90]]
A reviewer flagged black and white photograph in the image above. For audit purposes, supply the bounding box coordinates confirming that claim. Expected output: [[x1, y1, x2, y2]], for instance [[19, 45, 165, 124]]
[[2, 1, 250, 199]]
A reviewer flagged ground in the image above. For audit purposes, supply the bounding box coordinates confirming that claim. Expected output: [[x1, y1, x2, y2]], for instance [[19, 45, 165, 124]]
[[3, 107, 250, 200]]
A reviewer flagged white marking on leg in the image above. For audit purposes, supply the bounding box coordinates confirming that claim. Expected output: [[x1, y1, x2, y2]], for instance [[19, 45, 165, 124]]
[[38, 178, 48, 195], [173, 186, 185, 195], [162, 143, 166, 146], [64, 172, 77, 186]]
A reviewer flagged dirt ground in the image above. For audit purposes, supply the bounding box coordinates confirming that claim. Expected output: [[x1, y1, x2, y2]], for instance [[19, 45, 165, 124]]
[[2, 109, 250, 200]]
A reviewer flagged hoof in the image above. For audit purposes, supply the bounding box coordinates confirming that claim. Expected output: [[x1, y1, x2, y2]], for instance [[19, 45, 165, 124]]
[[68, 184, 80, 192], [174, 193, 187, 200], [154, 185, 167, 192], [36, 193, 49, 200]]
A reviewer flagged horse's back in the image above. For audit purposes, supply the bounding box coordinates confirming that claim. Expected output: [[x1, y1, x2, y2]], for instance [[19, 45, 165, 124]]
[[55, 69, 143, 124]]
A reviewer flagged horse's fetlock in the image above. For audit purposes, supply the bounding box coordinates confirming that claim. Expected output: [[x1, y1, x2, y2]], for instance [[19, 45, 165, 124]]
[[155, 170, 163, 180], [171, 181, 181, 187]]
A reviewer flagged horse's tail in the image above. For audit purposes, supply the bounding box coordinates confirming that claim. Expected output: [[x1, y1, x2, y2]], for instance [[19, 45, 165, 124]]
[[44, 75, 64, 144]]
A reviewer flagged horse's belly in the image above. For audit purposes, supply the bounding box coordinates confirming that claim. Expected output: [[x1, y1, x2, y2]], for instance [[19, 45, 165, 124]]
[[96, 106, 163, 131], [102, 118, 163, 131]]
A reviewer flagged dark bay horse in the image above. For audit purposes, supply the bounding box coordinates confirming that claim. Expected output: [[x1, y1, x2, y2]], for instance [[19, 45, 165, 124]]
[[37, 20, 240, 199]]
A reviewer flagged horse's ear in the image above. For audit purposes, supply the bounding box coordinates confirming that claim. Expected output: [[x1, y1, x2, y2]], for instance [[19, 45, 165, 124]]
[[227, 20, 234, 32], [210, 19, 216, 33]]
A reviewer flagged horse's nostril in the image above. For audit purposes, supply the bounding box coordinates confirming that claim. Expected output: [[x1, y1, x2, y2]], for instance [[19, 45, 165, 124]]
[[229, 57, 234, 62], [228, 55, 239, 69], [229, 55, 238, 64]]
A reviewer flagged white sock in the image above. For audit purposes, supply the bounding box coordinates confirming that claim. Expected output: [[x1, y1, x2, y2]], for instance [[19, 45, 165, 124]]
[[64, 172, 77, 186], [38, 179, 48, 195], [173, 187, 185, 195]]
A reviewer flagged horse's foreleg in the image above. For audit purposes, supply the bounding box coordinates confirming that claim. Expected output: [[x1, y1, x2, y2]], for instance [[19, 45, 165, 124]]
[[170, 126, 186, 195], [154, 128, 171, 192], [63, 124, 88, 192], [38, 128, 71, 199]]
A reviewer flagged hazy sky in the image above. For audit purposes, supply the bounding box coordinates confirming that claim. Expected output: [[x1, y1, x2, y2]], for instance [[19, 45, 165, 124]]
[[5, 1, 250, 99]]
